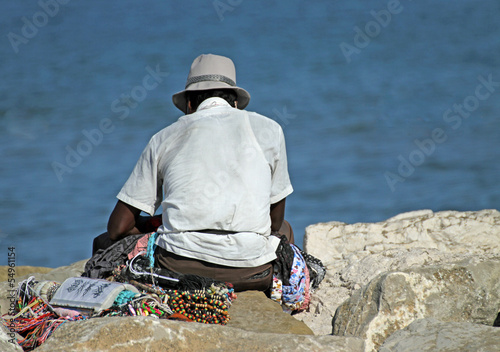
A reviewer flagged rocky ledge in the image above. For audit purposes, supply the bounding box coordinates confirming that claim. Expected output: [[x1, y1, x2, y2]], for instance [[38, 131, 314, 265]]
[[1, 209, 499, 351], [297, 209, 500, 351]]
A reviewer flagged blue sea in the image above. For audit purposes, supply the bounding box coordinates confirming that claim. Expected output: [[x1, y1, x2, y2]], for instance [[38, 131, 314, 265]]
[[1, 1, 499, 268]]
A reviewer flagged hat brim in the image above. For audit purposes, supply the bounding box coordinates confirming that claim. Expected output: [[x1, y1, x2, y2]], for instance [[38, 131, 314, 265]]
[[172, 81, 250, 114]]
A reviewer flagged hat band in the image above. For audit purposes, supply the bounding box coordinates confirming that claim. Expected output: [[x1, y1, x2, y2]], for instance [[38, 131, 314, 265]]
[[185, 74, 236, 89]]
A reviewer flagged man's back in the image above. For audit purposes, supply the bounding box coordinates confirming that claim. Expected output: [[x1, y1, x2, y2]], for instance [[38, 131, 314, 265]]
[[122, 98, 289, 236]]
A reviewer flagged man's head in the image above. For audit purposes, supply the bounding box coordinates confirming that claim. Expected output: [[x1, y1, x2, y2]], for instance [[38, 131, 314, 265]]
[[172, 54, 250, 114], [186, 89, 238, 113]]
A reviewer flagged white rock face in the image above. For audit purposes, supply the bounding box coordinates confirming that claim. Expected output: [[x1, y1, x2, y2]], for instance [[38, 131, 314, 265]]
[[333, 257, 500, 351], [36, 316, 365, 352], [304, 209, 500, 263], [295, 209, 500, 338]]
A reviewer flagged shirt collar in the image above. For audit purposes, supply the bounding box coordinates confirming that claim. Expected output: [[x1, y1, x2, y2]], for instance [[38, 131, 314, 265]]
[[196, 97, 231, 112]]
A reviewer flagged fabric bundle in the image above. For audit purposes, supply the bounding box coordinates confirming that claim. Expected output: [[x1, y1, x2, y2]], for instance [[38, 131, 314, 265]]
[[271, 236, 326, 313]]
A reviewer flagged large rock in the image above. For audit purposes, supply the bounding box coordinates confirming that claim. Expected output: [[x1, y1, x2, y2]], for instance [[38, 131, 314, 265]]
[[379, 318, 500, 352], [332, 257, 500, 351], [35, 316, 364, 352], [295, 209, 500, 335], [304, 209, 500, 262], [227, 290, 313, 335], [0, 266, 53, 283]]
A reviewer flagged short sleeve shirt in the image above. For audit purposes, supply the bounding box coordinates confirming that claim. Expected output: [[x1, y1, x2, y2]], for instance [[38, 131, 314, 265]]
[[117, 98, 293, 267]]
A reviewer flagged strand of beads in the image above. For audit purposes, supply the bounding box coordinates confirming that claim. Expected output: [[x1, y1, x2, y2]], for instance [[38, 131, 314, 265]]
[[166, 289, 231, 325], [112, 290, 138, 307], [207, 283, 236, 304]]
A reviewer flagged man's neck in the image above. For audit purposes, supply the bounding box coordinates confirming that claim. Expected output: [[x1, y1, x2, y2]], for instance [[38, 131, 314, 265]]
[[196, 97, 231, 112]]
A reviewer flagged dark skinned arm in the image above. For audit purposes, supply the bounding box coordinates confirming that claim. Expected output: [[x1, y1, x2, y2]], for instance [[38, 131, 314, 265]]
[[270, 197, 286, 233], [107, 200, 142, 241]]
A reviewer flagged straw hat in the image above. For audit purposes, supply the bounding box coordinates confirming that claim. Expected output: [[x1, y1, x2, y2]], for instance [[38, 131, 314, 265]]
[[172, 54, 251, 113]]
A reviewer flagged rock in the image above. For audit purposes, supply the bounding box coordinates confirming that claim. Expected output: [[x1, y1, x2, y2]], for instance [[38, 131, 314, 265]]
[[295, 209, 500, 336], [0, 266, 54, 283], [35, 316, 365, 352], [304, 209, 500, 264], [379, 318, 500, 352], [227, 290, 314, 335], [332, 257, 500, 351], [32, 259, 88, 282]]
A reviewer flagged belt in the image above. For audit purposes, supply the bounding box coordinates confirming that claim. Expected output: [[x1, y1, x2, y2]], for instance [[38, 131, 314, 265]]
[[198, 229, 239, 235]]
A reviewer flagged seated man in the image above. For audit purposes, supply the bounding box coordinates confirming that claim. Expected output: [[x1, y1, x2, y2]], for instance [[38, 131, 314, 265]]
[[95, 54, 294, 291]]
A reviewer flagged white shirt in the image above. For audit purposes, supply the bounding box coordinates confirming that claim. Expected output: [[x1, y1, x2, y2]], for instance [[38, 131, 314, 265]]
[[117, 97, 293, 267]]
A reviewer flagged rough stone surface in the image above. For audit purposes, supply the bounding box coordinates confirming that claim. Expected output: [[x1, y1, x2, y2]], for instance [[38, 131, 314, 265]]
[[332, 258, 500, 351], [379, 318, 500, 352], [0, 266, 54, 282], [295, 209, 500, 336], [304, 209, 500, 263], [35, 316, 364, 352], [227, 290, 313, 335]]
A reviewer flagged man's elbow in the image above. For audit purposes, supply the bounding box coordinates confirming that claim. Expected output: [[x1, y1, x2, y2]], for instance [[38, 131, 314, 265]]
[[107, 223, 129, 241]]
